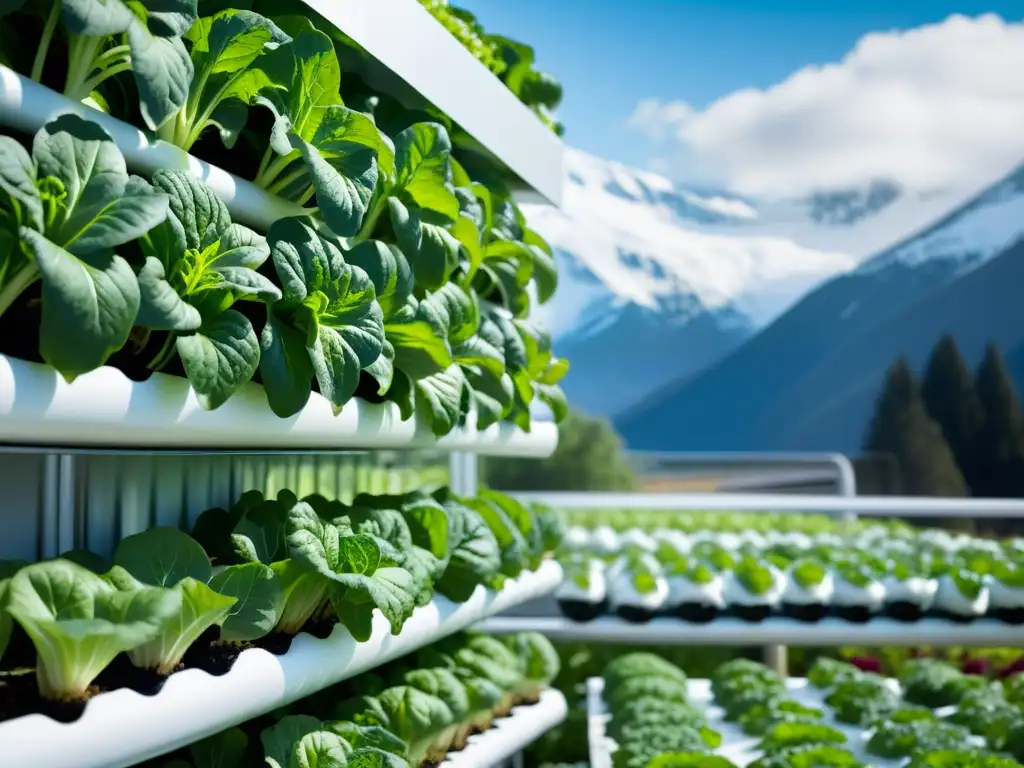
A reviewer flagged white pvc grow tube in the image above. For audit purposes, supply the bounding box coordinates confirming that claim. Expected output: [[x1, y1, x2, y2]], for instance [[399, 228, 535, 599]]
[[0, 354, 558, 456], [439, 688, 569, 767], [0, 65, 305, 231], [0, 561, 563, 768]]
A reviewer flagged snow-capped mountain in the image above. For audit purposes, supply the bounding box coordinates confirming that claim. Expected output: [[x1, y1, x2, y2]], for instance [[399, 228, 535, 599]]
[[523, 148, 1004, 416], [617, 160, 1024, 453]]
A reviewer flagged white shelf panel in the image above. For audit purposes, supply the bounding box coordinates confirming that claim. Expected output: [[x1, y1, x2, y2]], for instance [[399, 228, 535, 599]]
[[480, 615, 1022, 646], [439, 688, 568, 767], [0, 355, 557, 456], [304, 0, 563, 206], [0, 65, 306, 232], [0, 561, 562, 768]]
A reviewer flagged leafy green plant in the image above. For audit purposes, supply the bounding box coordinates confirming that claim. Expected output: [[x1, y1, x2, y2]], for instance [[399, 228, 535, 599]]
[[158, 9, 290, 150], [735, 556, 774, 595], [136, 169, 280, 408], [260, 216, 385, 418], [112, 527, 237, 674], [0, 115, 168, 380], [791, 559, 826, 589], [2, 0, 198, 129], [5, 559, 180, 700]]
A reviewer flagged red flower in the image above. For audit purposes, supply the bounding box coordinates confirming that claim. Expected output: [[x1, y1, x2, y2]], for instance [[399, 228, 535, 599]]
[[997, 659, 1024, 679]]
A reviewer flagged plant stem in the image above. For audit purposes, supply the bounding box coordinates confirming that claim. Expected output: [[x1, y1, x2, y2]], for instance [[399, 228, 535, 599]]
[[91, 44, 130, 72], [0, 263, 40, 317], [254, 153, 296, 190], [185, 67, 250, 149], [256, 145, 275, 181], [266, 168, 310, 197], [64, 34, 104, 101], [31, 2, 61, 83], [354, 196, 387, 242], [79, 60, 132, 98], [146, 333, 178, 371]]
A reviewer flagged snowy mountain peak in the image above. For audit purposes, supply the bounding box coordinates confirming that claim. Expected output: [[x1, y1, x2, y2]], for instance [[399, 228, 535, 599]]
[[856, 162, 1024, 276], [526, 148, 856, 338]]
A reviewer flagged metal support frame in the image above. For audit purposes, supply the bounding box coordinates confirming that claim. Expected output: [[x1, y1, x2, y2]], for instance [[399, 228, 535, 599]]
[[448, 451, 479, 497]]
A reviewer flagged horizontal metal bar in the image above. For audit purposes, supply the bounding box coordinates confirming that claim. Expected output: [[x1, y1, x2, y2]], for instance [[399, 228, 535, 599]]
[[513, 492, 1024, 518], [479, 616, 1023, 647]]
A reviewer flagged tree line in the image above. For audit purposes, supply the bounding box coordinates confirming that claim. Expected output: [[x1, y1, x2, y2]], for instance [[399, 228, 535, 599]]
[[863, 335, 1024, 498]]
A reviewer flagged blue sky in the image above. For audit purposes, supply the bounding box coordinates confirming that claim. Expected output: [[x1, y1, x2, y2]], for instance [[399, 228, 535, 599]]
[[458, 0, 1024, 172]]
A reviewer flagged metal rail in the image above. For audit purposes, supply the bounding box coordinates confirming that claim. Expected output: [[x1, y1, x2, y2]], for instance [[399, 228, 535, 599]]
[[513, 492, 1024, 518]]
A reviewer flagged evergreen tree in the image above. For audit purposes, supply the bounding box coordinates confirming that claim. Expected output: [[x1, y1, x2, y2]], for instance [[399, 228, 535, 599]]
[[921, 334, 985, 493], [484, 409, 636, 491], [863, 358, 968, 496], [973, 344, 1024, 497]]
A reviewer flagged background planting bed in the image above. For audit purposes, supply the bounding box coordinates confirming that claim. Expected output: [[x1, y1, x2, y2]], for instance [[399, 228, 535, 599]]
[[587, 677, 984, 768], [0, 354, 557, 455], [0, 561, 561, 768], [481, 615, 1023, 646], [438, 688, 569, 767]]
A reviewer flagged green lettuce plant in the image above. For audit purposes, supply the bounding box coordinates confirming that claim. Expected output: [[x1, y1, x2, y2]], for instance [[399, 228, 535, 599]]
[[135, 169, 280, 409], [5, 559, 180, 700], [0, 115, 168, 380]]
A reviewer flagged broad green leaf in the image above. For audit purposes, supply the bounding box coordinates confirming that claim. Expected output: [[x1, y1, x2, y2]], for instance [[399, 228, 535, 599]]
[[270, 559, 326, 635], [231, 499, 288, 564], [293, 107, 381, 237], [327, 566, 416, 641], [389, 365, 466, 436], [386, 318, 453, 381], [344, 240, 413, 319], [260, 308, 317, 417], [393, 123, 459, 219], [453, 315, 506, 377], [176, 310, 260, 410], [388, 198, 460, 291], [128, 577, 236, 674], [0, 136, 42, 231], [114, 527, 212, 586], [434, 498, 501, 602], [464, 366, 514, 429], [6, 560, 180, 699], [208, 561, 280, 643], [136, 257, 203, 331], [461, 496, 528, 579], [364, 339, 396, 395], [292, 731, 352, 768], [523, 228, 557, 303], [187, 10, 286, 74], [328, 722, 407, 755], [29, 232, 141, 380], [61, 0, 136, 35], [263, 217, 385, 414], [127, 22, 194, 131], [262, 715, 328, 768]]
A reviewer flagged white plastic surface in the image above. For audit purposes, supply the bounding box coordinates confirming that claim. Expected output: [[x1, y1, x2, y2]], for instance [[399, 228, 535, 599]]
[[439, 688, 569, 767], [301, 0, 564, 206], [0, 355, 558, 456], [480, 615, 1023, 646], [0, 561, 563, 768], [0, 66, 305, 231]]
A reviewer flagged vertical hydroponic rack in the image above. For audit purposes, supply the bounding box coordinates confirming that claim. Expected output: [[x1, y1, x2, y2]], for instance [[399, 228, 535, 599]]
[[0, 0, 568, 765]]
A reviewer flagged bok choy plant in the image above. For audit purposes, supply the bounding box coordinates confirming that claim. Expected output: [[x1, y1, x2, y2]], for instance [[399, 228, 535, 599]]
[[260, 216, 385, 418], [156, 9, 291, 150], [4, 559, 180, 700], [0, 114, 169, 380], [134, 169, 280, 409], [1, 0, 198, 130], [112, 528, 237, 675]]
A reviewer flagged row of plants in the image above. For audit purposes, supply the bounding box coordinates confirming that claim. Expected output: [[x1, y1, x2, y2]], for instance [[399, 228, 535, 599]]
[[0, 1, 568, 436], [417, 0, 564, 135], [139, 630, 561, 767], [0, 484, 565, 722], [556, 521, 1024, 624], [597, 653, 1024, 767]]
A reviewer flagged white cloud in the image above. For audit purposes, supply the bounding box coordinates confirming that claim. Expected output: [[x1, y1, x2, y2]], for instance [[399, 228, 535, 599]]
[[628, 14, 1024, 198]]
